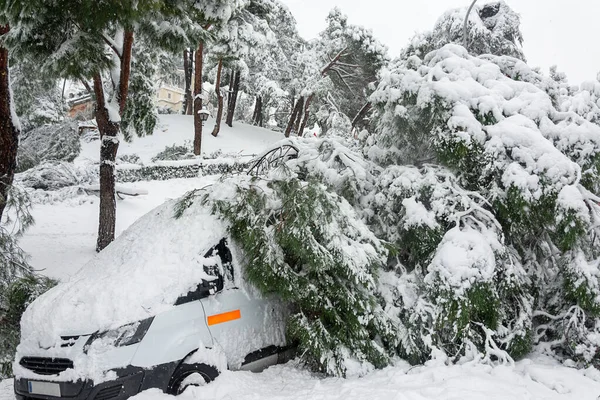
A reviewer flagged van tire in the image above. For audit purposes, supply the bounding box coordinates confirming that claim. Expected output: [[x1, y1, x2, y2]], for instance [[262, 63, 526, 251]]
[[167, 363, 219, 395]]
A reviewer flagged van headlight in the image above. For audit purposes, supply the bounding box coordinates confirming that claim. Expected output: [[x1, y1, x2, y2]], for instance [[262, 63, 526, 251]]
[[89, 317, 154, 349]]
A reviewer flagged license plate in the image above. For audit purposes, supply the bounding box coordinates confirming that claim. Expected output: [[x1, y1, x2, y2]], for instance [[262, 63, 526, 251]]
[[28, 381, 61, 397]]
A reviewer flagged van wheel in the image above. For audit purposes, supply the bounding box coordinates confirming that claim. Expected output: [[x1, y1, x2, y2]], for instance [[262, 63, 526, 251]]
[[167, 363, 219, 395]]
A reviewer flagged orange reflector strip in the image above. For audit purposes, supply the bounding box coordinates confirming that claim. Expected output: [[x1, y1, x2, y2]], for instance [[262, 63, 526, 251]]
[[207, 309, 241, 326]]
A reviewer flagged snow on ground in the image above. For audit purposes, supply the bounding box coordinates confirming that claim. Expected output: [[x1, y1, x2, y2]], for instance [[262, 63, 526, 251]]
[[170, 356, 600, 399], [20, 115, 284, 280], [19, 177, 218, 280], [3, 355, 600, 399], [78, 115, 283, 164]]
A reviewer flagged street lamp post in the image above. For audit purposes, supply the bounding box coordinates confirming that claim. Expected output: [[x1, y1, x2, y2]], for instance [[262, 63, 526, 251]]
[[198, 107, 209, 126]]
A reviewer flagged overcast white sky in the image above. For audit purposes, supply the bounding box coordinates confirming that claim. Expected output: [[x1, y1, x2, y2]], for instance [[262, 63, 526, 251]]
[[281, 0, 600, 85]]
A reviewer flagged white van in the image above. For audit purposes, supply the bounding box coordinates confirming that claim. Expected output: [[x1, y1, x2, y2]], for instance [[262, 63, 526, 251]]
[[13, 199, 292, 400]]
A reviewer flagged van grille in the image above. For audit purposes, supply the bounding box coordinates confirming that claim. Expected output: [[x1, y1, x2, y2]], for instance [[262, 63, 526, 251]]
[[94, 385, 123, 400], [19, 357, 73, 375]]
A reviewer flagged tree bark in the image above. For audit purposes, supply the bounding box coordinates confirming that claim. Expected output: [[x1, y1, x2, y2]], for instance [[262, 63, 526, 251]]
[[225, 69, 235, 126], [252, 95, 263, 126], [257, 96, 263, 127], [227, 69, 235, 109], [292, 96, 304, 135], [96, 29, 133, 252], [0, 24, 19, 221], [226, 69, 240, 127], [193, 42, 204, 155], [94, 73, 120, 252], [117, 30, 134, 114], [351, 101, 372, 136], [211, 58, 224, 137], [284, 96, 304, 138], [183, 48, 193, 115], [298, 94, 314, 137]]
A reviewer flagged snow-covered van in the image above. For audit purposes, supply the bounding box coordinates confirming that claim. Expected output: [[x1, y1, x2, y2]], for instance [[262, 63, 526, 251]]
[[13, 199, 292, 400]]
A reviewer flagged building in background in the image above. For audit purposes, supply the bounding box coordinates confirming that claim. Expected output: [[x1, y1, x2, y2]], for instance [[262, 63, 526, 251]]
[[157, 69, 186, 113]]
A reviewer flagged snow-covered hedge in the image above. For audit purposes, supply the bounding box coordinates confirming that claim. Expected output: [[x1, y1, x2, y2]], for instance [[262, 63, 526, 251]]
[[116, 160, 248, 182]]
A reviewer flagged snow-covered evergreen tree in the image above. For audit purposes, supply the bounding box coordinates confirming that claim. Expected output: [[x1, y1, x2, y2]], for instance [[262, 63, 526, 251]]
[[9, 56, 65, 132], [282, 8, 389, 137], [121, 39, 161, 140], [403, 1, 525, 60], [368, 43, 600, 365]]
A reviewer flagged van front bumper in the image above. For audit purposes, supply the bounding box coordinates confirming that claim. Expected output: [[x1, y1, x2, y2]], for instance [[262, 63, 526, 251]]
[[14, 362, 179, 400]]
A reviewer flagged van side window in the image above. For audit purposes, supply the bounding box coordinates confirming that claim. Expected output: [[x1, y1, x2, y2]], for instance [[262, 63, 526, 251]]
[[203, 238, 234, 284]]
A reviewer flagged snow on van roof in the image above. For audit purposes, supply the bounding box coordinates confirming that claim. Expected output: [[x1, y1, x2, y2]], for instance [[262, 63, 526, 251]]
[[20, 196, 229, 342]]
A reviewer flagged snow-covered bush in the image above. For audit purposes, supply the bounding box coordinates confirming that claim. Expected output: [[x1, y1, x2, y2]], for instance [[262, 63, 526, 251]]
[[0, 186, 53, 378], [117, 153, 142, 166], [16, 161, 97, 191], [369, 43, 600, 365], [175, 169, 397, 377], [1, 275, 55, 378], [16, 122, 81, 172], [152, 144, 195, 162]]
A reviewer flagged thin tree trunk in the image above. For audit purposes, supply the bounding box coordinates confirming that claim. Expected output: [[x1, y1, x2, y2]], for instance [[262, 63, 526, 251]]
[[292, 96, 304, 134], [0, 24, 19, 221], [252, 95, 259, 124], [257, 96, 263, 127], [211, 58, 224, 137], [252, 95, 263, 126], [351, 101, 372, 133], [298, 94, 314, 137], [227, 69, 235, 110], [193, 41, 204, 155], [94, 73, 119, 252], [117, 30, 134, 114], [284, 96, 304, 138], [225, 69, 235, 127], [183, 48, 193, 115], [96, 29, 133, 252], [226, 69, 240, 127]]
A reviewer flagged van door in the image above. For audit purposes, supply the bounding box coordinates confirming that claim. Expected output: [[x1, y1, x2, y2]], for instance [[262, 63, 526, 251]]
[[199, 240, 287, 370]]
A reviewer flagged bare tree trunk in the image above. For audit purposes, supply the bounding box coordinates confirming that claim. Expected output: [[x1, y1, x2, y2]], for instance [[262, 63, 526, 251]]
[[252, 95, 260, 124], [351, 101, 372, 133], [193, 42, 204, 155], [183, 48, 193, 115], [96, 29, 133, 252], [117, 30, 134, 114], [298, 94, 314, 137], [293, 96, 304, 134], [284, 96, 304, 138], [225, 69, 235, 127], [227, 69, 235, 110], [252, 95, 263, 126], [0, 24, 19, 221], [226, 69, 240, 127], [257, 97, 263, 127], [94, 73, 120, 252], [211, 58, 224, 137]]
